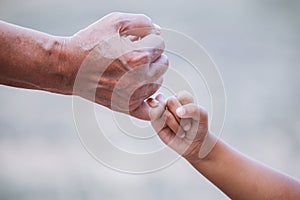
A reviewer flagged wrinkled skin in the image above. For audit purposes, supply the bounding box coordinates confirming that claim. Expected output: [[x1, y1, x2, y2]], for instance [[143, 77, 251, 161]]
[[65, 12, 168, 120]]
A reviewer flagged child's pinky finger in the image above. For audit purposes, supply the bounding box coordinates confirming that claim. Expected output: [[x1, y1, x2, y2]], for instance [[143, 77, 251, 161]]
[[147, 95, 165, 121]]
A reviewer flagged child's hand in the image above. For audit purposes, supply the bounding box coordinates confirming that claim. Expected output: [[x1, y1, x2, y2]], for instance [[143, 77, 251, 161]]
[[148, 91, 209, 162]]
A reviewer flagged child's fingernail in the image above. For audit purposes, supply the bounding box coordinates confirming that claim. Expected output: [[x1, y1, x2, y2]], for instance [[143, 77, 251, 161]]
[[176, 107, 185, 116], [183, 123, 191, 131], [147, 98, 159, 108]]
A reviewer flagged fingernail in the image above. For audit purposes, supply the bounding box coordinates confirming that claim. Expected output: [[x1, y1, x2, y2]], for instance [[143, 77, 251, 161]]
[[147, 98, 159, 108], [176, 107, 185, 116], [183, 123, 191, 131]]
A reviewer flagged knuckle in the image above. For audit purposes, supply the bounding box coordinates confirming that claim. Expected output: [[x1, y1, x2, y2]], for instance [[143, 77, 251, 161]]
[[160, 54, 169, 65], [137, 14, 152, 24], [108, 12, 123, 23], [189, 104, 200, 116], [148, 59, 168, 81], [139, 51, 151, 64], [126, 51, 151, 68], [110, 13, 127, 30]]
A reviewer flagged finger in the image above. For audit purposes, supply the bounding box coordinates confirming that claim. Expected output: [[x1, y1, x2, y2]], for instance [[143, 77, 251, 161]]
[[147, 93, 166, 120], [134, 34, 165, 64], [149, 94, 167, 132], [147, 98, 159, 108], [148, 54, 169, 82], [157, 127, 176, 146], [118, 13, 160, 37], [130, 101, 152, 120], [164, 110, 185, 138], [131, 91, 165, 120], [176, 91, 194, 105], [153, 24, 161, 34], [176, 103, 208, 123], [157, 128, 185, 153], [174, 91, 194, 131], [166, 97, 181, 123], [167, 96, 192, 132], [96, 78, 161, 120], [129, 79, 162, 102], [124, 35, 165, 69], [154, 93, 165, 102], [124, 78, 163, 120]]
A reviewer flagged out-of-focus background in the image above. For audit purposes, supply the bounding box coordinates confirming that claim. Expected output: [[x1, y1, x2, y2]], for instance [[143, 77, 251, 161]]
[[1, 0, 300, 199]]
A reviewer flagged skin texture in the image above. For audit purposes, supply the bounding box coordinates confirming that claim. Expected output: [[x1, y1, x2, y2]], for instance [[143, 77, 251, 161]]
[[0, 12, 168, 120], [149, 91, 300, 200]]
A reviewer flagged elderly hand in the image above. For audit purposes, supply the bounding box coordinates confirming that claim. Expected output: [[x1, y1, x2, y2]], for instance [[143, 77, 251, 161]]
[[61, 12, 168, 120]]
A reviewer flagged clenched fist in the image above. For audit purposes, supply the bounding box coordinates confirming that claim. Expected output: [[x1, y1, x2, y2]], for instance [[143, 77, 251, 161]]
[[64, 12, 168, 120]]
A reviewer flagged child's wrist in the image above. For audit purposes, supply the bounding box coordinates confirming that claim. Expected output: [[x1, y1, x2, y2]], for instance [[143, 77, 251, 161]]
[[186, 133, 219, 165], [198, 133, 218, 159]]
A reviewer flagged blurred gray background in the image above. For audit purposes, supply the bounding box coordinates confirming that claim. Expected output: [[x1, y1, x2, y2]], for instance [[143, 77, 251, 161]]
[[1, 0, 300, 199]]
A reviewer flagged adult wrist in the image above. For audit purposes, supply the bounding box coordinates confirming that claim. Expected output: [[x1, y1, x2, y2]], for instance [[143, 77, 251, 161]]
[[51, 36, 86, 95]]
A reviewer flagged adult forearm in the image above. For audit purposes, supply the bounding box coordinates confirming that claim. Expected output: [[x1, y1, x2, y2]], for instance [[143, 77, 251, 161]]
[[0, 13, 168, 120], [0, 21, 75, 94], [189, 139, 300, 199]]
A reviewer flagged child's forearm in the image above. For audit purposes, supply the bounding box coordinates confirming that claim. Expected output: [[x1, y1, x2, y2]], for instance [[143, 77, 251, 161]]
[[188, 138, 300, 199]]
